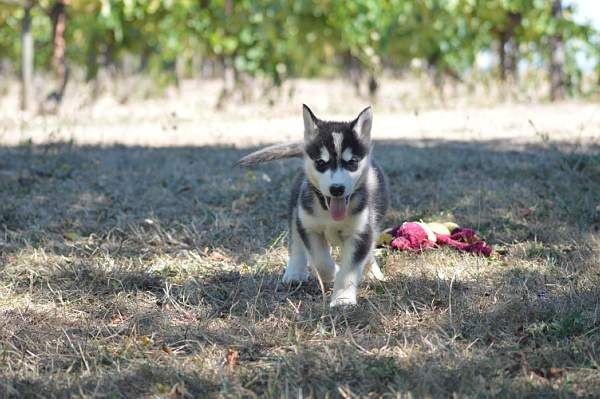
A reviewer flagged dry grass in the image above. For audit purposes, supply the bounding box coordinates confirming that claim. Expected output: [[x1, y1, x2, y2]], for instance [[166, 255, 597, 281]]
[[1, 137, 599, 398], [1, 80, 600, 397]]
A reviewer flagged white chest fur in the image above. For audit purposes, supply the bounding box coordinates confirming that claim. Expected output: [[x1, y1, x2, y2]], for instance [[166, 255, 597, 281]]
[[299, 202, 368, 247]]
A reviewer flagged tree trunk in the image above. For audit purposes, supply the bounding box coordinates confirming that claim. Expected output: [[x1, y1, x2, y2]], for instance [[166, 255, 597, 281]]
[[51, 0, 68, 82], [368, 74, 378, 98], [216, 55, 235, 109], [175, 55, 186, 87], [216, 0, 236, 108], [86, 32, 98, 81], [342, 51, 363, 95], [549, 0, 566, 101], [224, 0, 233, 16], [42, 0, 69, 112], [506, 12, 521, 81], [505, 37, 518, 80], [498, 32, 507, 82], [497, 11, 521, 83], [20, 2, 33, 111]]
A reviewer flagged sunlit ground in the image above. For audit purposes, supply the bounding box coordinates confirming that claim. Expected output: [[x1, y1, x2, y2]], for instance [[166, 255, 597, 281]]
[[1, 77, 598, 147]]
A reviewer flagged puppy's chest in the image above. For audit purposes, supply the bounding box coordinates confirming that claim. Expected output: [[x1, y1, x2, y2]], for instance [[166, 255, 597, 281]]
[[323, 226, 349, 247], [300, 208, 365, 247]]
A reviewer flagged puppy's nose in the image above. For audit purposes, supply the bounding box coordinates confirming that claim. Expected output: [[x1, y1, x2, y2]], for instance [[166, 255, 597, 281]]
[[329, 184, 345, 197]]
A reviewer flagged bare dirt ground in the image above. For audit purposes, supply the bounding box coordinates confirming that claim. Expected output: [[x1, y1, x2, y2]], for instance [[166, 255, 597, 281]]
[[0, 79, 599, 397], [1, 78, 599, 147]]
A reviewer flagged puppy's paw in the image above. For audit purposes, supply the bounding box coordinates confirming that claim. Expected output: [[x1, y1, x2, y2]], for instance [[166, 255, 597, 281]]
[[330, 288, 357, 307], [365, 260, 385, 281], [282, 268, 309, 284]]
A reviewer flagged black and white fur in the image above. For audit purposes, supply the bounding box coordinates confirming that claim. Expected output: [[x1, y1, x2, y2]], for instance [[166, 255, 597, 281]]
[[237, 105, 389, 307]]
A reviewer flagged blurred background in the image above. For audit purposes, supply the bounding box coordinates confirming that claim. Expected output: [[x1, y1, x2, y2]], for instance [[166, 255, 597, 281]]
[[0, 0, 598, 146]]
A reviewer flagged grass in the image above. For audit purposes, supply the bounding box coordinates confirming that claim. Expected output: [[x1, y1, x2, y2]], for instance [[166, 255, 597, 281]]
[[0, 136, 599, 398]]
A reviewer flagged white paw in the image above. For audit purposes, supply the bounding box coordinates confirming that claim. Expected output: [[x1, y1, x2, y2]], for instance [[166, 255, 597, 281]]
[[282, 268, 308, 283], [366, 260, 385, 281], [330, 288, 357, 307]]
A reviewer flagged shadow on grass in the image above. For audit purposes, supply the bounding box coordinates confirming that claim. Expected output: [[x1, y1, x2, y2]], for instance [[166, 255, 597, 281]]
[[1, 139, 599, 397], [0, 139, 599, 259], [3, 366, 218, 398]]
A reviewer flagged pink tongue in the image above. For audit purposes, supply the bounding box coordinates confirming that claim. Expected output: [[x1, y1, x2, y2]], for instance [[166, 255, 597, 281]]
[[330, 197, 347, 221]]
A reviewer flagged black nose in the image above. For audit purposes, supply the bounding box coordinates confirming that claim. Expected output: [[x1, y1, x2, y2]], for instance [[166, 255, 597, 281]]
[[329, 184, 345, 197]]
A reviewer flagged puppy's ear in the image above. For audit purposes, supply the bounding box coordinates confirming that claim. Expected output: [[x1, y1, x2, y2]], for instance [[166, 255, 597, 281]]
[[302, 104, 319, 140], [353, 106, 373, 142]]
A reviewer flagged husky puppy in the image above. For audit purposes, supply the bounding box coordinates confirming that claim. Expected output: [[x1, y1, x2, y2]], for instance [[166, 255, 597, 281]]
[[237, 105, 389, 307]]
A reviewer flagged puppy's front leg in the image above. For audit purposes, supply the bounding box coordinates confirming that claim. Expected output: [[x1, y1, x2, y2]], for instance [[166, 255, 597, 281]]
[[330, 229, 373, 307], [283, 215, 336, 283], [283, 213, 309, 283], [305, 232, 337, 283]]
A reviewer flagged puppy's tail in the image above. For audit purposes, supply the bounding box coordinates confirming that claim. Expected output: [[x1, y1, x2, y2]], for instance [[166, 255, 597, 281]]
[[236, 141, 304, 167]]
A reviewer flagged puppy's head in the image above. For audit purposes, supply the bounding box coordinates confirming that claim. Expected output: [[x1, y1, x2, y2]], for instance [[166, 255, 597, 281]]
[[302, 105, 372, 221]]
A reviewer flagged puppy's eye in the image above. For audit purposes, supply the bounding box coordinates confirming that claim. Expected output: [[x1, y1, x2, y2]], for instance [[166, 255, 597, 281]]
[[344, 157, 360, 171], [315, 159, 327, 168]]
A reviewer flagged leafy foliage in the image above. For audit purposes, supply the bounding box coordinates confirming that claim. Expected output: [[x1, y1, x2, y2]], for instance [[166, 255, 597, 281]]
[[0, 0, 597, 92]]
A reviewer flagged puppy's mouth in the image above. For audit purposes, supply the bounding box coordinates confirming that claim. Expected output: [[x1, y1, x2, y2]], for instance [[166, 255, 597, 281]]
[[325, 195, 351, 221]]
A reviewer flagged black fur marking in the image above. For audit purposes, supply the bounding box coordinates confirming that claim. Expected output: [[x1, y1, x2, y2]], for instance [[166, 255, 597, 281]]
[[341, 133, 367, 160], [351, 185, 368, 215], [342, 157, 359, 171], [300, 184, 314, 214], [304, 119, 368, 172], [310, 183, 328, 210], [314, 159, 330, 172], [296, 217, 310, 251], [353, 229, 373, 265], [305, 133, 336, 166], [288, 171, 305, 228], [371, 161, 389, 227]]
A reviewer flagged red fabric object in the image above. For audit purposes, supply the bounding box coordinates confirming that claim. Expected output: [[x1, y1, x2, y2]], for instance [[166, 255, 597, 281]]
[[390, 222, 434, 251], [449, 228, 478, 243], [387, 222, 492, 257], [467, 241, 493, 257], [435, 234, 470, 251]]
